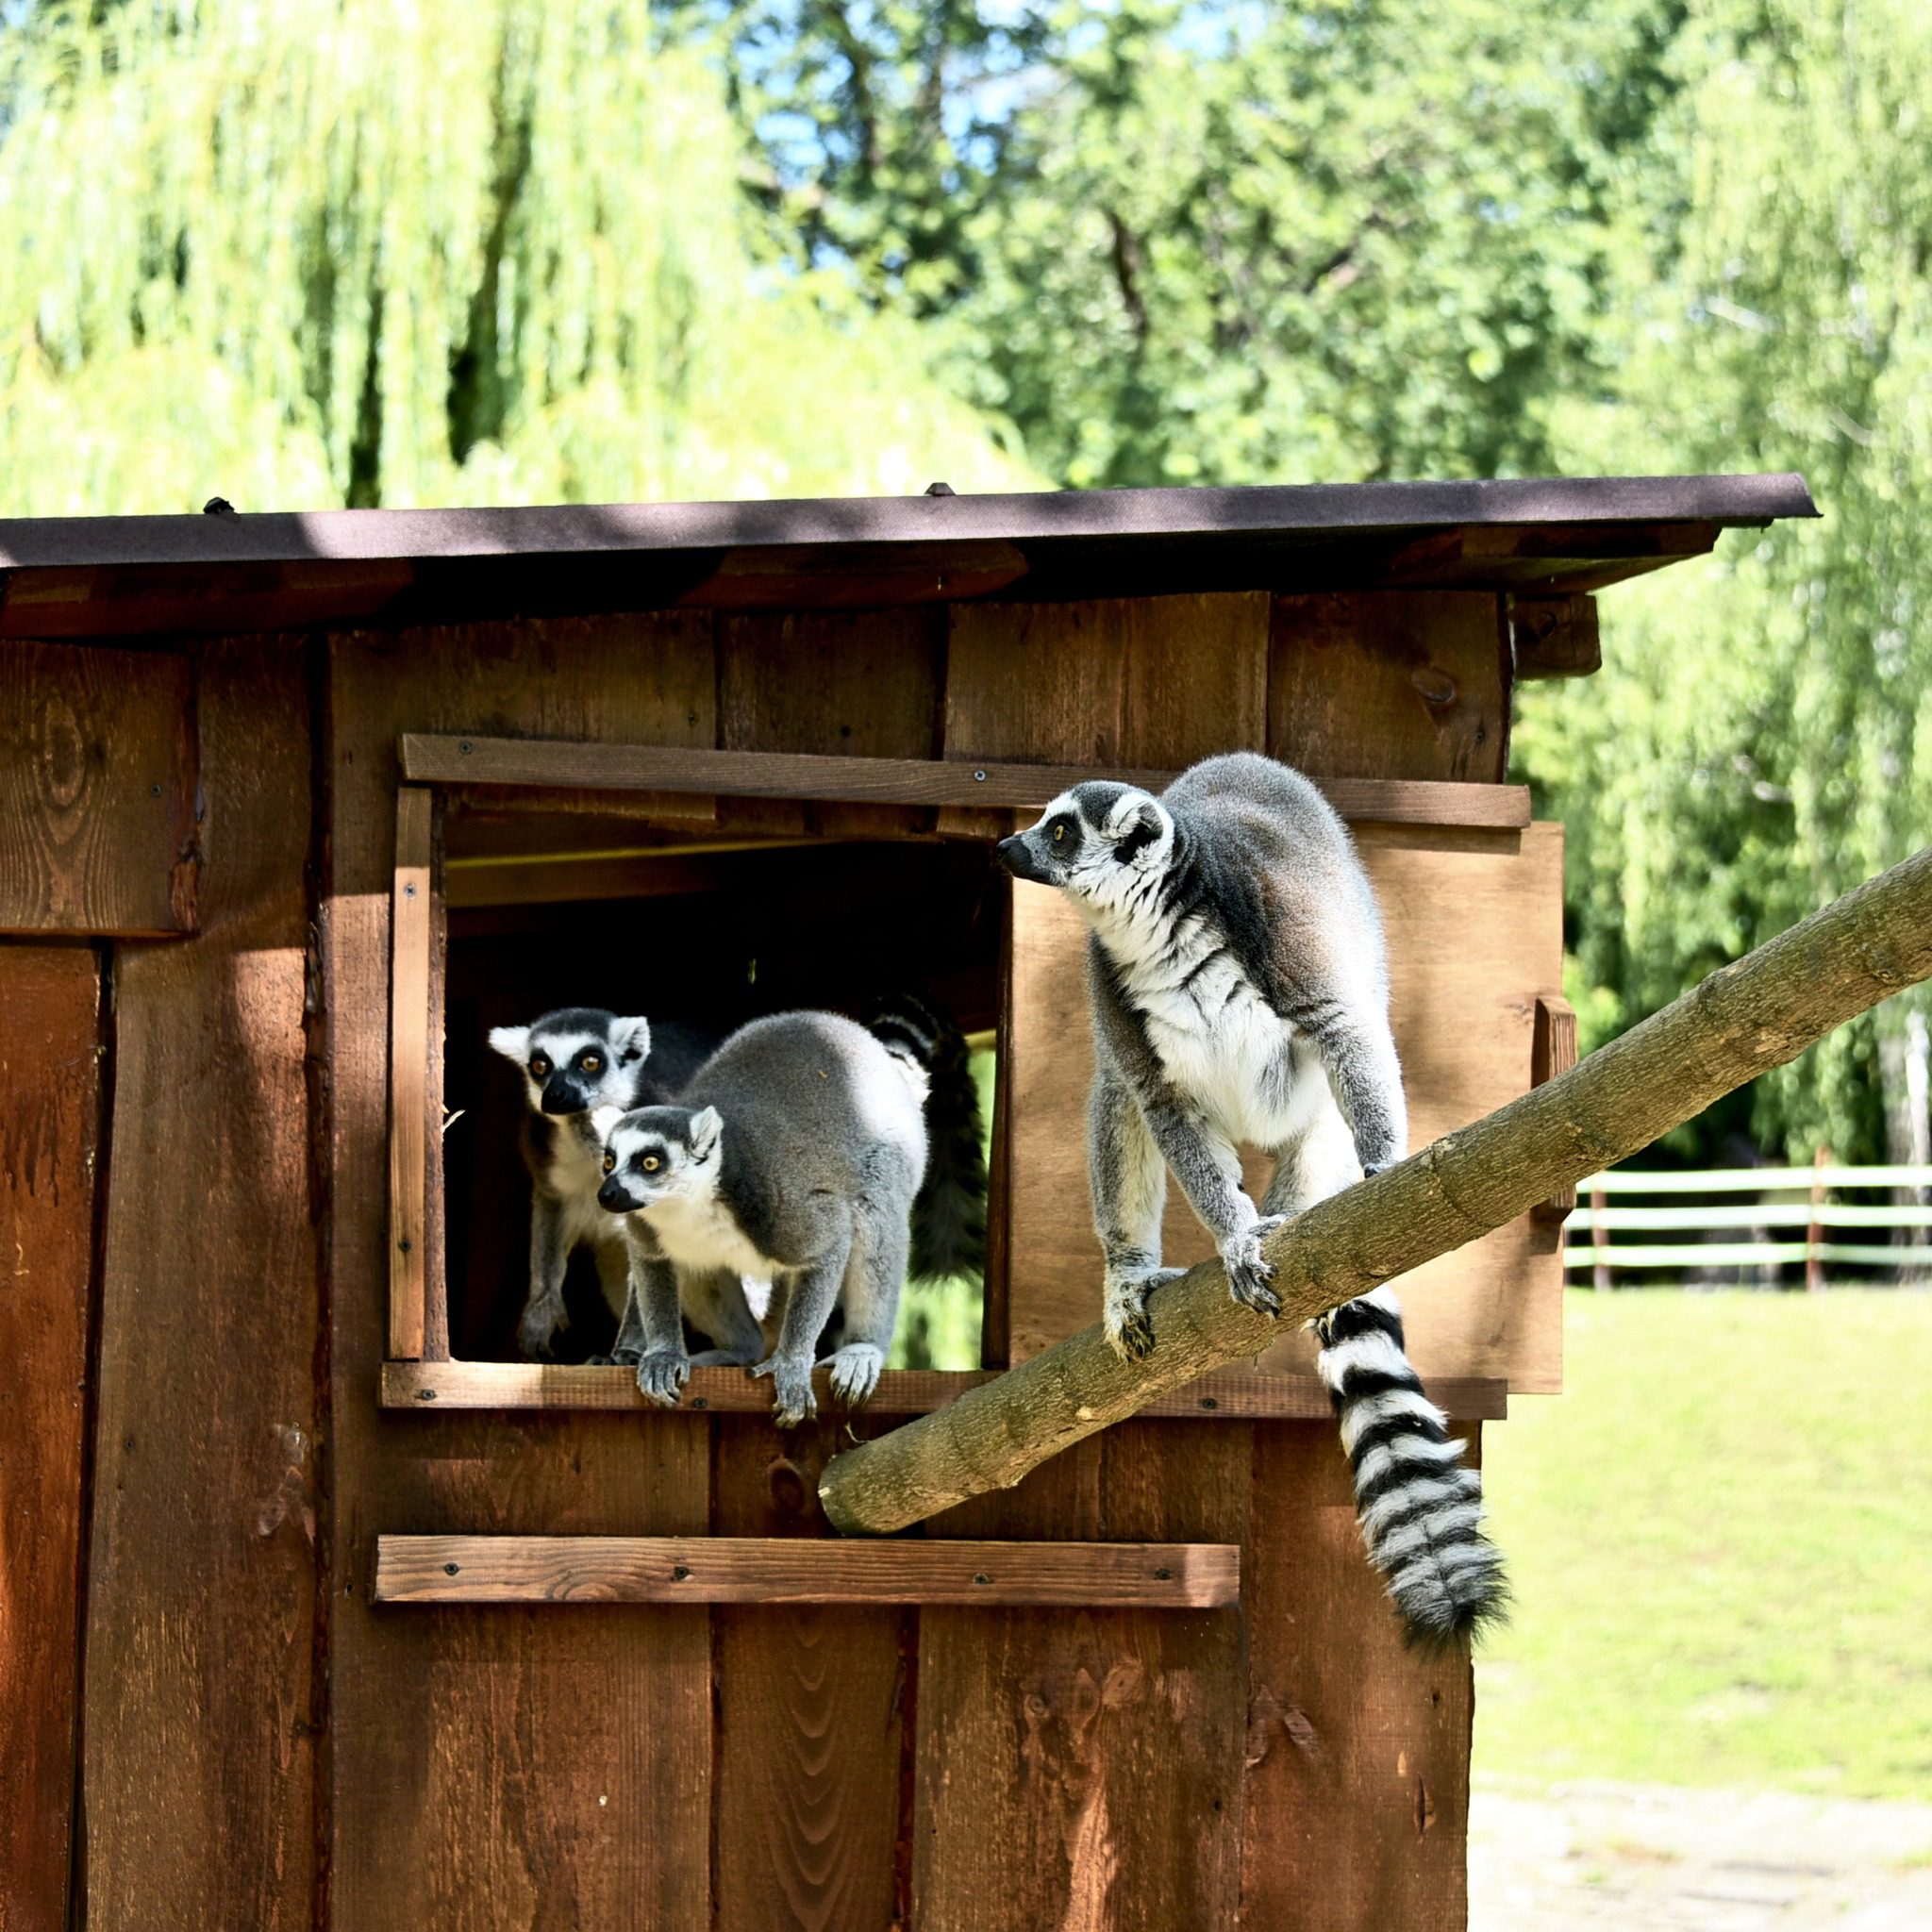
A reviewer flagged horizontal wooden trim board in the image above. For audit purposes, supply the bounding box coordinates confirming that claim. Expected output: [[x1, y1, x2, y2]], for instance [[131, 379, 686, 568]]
[[401, 735, 1531, 829], [373, 1536, 1241, 1607], [380, 1360, 1507, 1420]]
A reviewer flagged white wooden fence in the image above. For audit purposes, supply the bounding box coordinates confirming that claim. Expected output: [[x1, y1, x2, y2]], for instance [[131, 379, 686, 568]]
[[1564, 1163, 1932, 1285]]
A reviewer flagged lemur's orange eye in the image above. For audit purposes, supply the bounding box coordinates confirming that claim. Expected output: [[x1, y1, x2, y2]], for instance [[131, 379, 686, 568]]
[[529, 1056, 551, 1078], [581, 1054, 603, 1074], [602, 1152, 616, 1174], [642, 1155, 661, 1173]]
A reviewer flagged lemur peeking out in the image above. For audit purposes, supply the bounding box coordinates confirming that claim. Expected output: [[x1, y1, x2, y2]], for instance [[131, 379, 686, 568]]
[[488, 1007, 720, 1360], [594, 1002, 985, 1427], [996, 752, 1507, 1645]]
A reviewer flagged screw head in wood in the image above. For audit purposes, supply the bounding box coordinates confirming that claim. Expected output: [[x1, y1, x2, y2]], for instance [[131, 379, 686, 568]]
[[443, 1562, 459, 1575], [672, 1565, 691, 1581], [973, 1573, 991, 1586]]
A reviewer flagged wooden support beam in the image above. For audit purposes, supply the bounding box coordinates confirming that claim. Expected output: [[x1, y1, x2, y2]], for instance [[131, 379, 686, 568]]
[[401, 733, 1531, 827], [817, 843, 1932, 1535], [379, 1359, 1507, 1420], [373, 1536, 1240, 1608], [1532, 992, 1581, 1220], [1510, 595, 1603, 679], [387, 787, 433, 1359]]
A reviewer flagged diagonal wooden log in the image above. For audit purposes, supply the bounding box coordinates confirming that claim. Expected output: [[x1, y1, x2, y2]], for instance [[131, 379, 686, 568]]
[[819, 845, 1932, 1536]]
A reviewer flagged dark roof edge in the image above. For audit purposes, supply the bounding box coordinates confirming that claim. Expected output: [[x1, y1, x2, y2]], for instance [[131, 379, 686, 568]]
[[0, 474, 1818, 571]]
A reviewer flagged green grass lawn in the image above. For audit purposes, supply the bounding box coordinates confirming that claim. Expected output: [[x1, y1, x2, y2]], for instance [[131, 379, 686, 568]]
[[1475, 1289, 1932, 1798]]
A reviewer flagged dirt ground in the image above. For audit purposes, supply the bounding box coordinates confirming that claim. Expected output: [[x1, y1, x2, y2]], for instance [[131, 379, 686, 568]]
[[1468, 1781, 1932, 1930]]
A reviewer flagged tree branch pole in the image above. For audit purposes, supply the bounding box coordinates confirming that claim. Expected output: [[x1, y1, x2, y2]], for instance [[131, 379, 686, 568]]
[[820, 845, 1932, 1536]]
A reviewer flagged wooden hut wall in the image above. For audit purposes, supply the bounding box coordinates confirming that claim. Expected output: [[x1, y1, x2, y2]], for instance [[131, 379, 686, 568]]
[[5, 584, 1554, 1930]]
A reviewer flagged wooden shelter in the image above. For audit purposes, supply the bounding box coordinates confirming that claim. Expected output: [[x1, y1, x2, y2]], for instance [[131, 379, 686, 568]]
[[0, 472, 1815, 1931]]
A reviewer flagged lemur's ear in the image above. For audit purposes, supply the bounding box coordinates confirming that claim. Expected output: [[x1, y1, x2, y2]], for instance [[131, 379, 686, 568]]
[[610, 1015, 652, 1065], [1113, 801, 1164, 865], [591, 1106, 625, 1145], [489, 1024, 531, 1064], [688, 1106, 724, 1158]]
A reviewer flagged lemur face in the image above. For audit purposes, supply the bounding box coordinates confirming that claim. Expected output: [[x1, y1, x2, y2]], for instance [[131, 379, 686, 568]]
[[489, 1008, 651, 1117], [995, 781, 1173, 906], [592, 1105, 724, 1213]]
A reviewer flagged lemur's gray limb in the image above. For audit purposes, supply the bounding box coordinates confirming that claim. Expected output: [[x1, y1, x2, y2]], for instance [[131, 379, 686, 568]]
[[1088, 1067, 1179, 1359], [822, 1194, 911, 1407], [1298, 1004, 1407, 1174], [516, 1192, 571, 1359], [751, 1220, 854, 1427], [683, 1266, 767, 1368], [627, 1238, 691, 1407]]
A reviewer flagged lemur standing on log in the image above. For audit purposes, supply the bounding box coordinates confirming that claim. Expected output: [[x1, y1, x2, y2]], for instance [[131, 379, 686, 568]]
[[488, 1008, 754, 1360], [595, 1003, 986, 1427], [997, 753, 1506, 1644]]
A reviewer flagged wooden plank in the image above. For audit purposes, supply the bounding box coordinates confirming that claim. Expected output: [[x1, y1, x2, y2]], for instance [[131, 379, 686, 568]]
[[1269, 591, 1508, 782], [1005, 821, 1567, 1391], [911, 1424, 1249, 1931], [1533, 992, 1581, 1219], [403, 732, 1531, 828], [1241, 1421, 1475, 1931], [83, 640, 319, 1931], [380, 1358, 1506, 1419], [710, 1414, 906, 1932], [376, 1536, 1237, 1607], [681, 537, 1026, 608], [0, 945, 102, 1932], [1510, 594, 1602, 679], [389, 787, 432, 1358], [0, 640, 197, 934], [327, 614, 721, 1932]]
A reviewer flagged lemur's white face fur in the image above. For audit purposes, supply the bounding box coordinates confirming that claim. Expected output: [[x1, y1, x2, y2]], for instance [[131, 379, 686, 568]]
[[489, 1008, 651, 1117], [592, 1105, 724, 1214], [995, 780, 1174, 916]]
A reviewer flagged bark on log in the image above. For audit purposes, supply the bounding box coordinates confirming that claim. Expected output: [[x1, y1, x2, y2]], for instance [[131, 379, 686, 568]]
[[819, 845, 1932, 1535]]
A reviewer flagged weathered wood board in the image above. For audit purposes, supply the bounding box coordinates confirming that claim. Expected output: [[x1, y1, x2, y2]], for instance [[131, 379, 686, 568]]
[[82, 641, 321, 1932], [0, 640, 197, 935], [0, 944, 102, 1932], [1005, 822, 1566, 1390]]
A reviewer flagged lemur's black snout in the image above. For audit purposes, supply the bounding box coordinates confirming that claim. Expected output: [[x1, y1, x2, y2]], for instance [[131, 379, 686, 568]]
[[596, 1179, 633, 1212], [995, 835, 1046, 882], [540, 1075, 582, 1115]]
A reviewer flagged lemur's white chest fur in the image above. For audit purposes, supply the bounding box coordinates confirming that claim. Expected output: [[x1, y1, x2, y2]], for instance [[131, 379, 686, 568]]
[[1105, 908, 1330, 1149], [639, 1193, 787, 1281], [544, 1117, 627, 1253]]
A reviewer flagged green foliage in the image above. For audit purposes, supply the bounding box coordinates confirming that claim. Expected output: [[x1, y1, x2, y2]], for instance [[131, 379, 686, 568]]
[[0, 0, 1035, 513], [1479, 1291, 1932, 1796]]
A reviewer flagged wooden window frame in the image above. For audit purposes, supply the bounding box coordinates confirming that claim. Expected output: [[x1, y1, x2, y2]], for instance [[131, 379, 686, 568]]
[[384, 735, 1523, 1419]]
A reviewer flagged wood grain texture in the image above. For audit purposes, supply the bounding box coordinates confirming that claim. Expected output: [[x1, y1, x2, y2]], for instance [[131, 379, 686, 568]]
[[388, 787, 432, 1357], [1269, 591, 1507, 782], [375, 1535, 1237, 1607], [711, 1415, 906, 1932], [403, 733, 1530, 828], [328, 615, 720, 1931], [0, 641, 196, 935], [912, 1425, 1248, 1932], [681, 537, 1027, 608], [1533, 993, 1581, 1220], [1241, 1422, 1475, 1932], [943, 591, 1272, 770], [1005, 822, 1567, 1391], [379, 1358, 1505, 1420], [83, 641, 320, 1932], [0, 945, 102, 1932], [1510, 595, 1602, 680]]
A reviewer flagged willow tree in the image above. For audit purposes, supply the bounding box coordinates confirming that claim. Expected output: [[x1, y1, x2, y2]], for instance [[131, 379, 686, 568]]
[[0, 0, 1033, 516]]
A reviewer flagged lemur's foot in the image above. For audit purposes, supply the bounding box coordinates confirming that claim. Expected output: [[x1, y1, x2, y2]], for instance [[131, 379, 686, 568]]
[[589, 1343, 642, 1367], [686, 1346, 760, 1369], [824, 1342, 885, 1408], [751, 1352, 818, 1428], [517, 1296, 568, 1361], [1222, 1218, 1288, 1317], [1103, 1268, 1183, 1360], [634, 1350, 690, 1407]]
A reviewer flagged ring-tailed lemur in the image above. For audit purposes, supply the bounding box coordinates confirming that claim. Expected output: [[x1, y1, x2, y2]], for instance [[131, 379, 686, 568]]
[[487, 1008, 745, 1360], [996, 752, 1507, 1645], [594, 1006, 974, 1426]]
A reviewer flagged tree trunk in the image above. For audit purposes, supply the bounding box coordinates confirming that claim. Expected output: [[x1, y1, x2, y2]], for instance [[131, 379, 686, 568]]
[[819, 844, 1932, 1536]]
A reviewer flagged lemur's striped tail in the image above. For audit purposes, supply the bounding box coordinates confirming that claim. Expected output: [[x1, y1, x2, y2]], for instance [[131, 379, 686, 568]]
[[1314, 1287, 1508, 1648], [865, 992, 988, 1285]]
